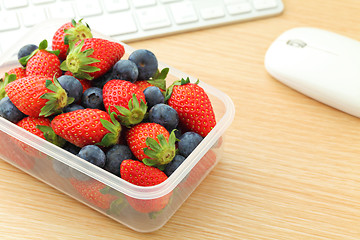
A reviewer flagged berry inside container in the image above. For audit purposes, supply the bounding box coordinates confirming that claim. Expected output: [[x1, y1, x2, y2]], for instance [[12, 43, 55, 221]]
[[0, 19, 235, 232]]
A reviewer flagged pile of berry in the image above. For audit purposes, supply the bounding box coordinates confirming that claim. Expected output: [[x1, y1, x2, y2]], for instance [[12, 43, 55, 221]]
[[0, 19, 217, 213]]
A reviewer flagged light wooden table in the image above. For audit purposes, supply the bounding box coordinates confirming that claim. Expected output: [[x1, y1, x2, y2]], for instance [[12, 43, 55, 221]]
[[2, 0, 360, 239]]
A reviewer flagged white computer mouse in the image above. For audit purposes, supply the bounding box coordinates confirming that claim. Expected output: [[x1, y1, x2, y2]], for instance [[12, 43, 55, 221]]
[[265, 27, 360, 118]]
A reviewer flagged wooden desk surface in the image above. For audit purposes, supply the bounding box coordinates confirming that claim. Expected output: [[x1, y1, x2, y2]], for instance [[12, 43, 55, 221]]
[[2, 0, 360, 239]]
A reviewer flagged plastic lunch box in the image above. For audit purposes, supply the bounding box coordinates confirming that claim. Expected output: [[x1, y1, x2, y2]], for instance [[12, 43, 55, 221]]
[[0, 20, 235, 232]]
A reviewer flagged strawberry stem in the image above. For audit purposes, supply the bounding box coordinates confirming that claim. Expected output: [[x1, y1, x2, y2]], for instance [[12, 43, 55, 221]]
[[39, 76, 74, 117], [142, 130, 177, 168], [64, 19, 93, 49], [98, 111, 122, 147], [115, 93, 147, 127], [60, 40, 100, 80]]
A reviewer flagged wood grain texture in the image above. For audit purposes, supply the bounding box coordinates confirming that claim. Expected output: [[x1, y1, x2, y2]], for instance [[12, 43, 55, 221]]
[[2, 0, 360, 239]]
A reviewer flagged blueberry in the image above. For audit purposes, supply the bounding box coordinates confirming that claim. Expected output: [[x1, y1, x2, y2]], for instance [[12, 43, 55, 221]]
[[149, 103, 179, 132], [58, 75, 83, 103], [63, 104, 84, 113], [63, 141, 81, 155], [0, 97, 26, 123], [18, 44, 38, 66], [129, 49, 158, 80], [178, 132, 203, 158], [81, 87, 104, 109], [143, 86, 164, 109], [104, 144, 133, 176], [111, 60, 138, 83], [164, 154, 186, 177], [77, 145, 106, 168], [92, 69, 113, 89]]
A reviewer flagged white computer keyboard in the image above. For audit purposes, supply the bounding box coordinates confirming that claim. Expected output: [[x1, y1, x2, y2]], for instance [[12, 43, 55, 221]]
[[0, 0, 284, 54]]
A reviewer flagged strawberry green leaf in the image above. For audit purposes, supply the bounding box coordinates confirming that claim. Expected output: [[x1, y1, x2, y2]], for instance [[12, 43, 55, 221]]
[[145, 137, 162, 152], [19, 39, 59, 66], [19, 48, 39, 66], [38, 39, 48, 50], [147, 78, 166, 91], [64, 19, 93, 47], [147, 68, 169, 91], [115, 93, 148, 128], [60, 40, 100, 80], [0, 73, 17, 100], [180, 77, 190, 85], [48, 49, 60, 56], [71, 19, 77, 27], [142, 158, 158, 167], [39, 76, 73, 117], [154, 67, 169, 80], [97, 112, 122, 147], [142, 130, 177, 167], [36, 125, 66, 147]]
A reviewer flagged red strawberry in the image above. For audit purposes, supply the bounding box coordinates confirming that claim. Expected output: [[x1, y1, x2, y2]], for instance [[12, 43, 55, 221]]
[[14, 116, 64, 159], [166, 78, 216, 137], [16, 116, 65, 146], [17, 116, 51, 139], [120, 159, 172, 213], [0, 68, 26, 100], [60, 38, 125, 80], [70, 178, 118, 210], [21, 40, 62, 78], [51, 108, 121, 148], [103, 79, 147, 127], [5, 75, 73, 117], [133, 68, 169, 92], [134, 80, 154, 92], [52, 19, 93, 60], [126, 122, 176, 167], [5, 67, 26, 79]]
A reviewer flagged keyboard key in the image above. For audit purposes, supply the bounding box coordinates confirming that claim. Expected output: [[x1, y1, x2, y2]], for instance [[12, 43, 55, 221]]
[[200, 5, 225, 20], [253, 0, 278, 10], [133, 0, 156, 8], [48, 2, 75, 19], [3, 0, 28, 9], [20, 7, 48, 27], [103, 0, 129, 13], [32, 0, 56, 4], [0, 12, 20, 32], [75, 0, 103, 17], [225, 1, 252, 15], [160, 0, 181, 3], [170, 2, 198, 24], [136, 6, 171, 30], [86, 12, 137, 36]]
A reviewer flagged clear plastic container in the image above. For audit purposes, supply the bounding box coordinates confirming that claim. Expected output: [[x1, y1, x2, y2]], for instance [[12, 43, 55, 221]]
[[0, 20, 235, 232]]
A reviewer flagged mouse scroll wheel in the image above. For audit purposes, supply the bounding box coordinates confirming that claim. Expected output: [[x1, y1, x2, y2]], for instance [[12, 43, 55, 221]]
[[287, 39, 307, 48]]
